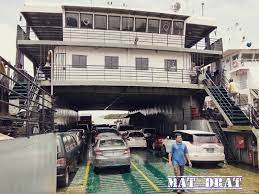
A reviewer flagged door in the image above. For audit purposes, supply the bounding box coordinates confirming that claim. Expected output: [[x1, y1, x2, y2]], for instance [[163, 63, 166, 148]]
[[55, 53, 66, 80]]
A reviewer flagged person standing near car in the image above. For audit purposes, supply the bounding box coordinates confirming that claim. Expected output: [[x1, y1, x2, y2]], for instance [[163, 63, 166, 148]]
[[168, 133, 192, 194]]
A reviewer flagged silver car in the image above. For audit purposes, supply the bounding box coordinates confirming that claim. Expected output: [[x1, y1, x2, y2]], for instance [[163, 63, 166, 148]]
[[93, 136, 131, 171]]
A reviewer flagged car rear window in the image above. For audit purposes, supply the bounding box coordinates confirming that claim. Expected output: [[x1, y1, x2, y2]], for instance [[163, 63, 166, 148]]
[[194, 134, 219, 143], [97, 128, 117, 134], [129, 132, 144, 137], [118, 126, 134, 131], [144, 128, 155, 133], [99, 139, 125, 147]]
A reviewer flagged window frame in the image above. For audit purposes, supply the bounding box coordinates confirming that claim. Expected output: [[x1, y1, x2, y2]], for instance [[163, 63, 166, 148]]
[[160, 19, 173, 34], [135, 17, 147, 33], [135, 57, 149, 70], [108, 15, 121, 31], [172, 20, 184, 35], [105, 56, 119, 69], [122, 16, 134, 31], [80, 13, 93, 29], [164, 59, 177, 72], [65, 12, 79, 28], [94, 14, 108, 30], [148, 19, 160, 33], [72, 55, 87, 68]]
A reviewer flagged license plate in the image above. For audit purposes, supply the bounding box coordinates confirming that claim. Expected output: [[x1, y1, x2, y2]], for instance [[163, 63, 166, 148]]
[[206, 148, 214, 153]]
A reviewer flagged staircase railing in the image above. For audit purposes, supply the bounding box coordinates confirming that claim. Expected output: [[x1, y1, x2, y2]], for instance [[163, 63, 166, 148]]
[[23, 67, 41, 113], [208, 120, 236, 161], [220, 75, 259, 129], [204, 74, 237, 124]]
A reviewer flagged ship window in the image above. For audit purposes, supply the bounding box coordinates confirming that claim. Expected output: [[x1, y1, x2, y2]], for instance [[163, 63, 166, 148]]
[[122, 17, 134, 31], [108, 16, 121, 31], [148, 19, 159, 33], [80, 13, 93, 29], [173, 21, 184, 35], [242, 53, 253, 61], [72, 55, 87, 68], [135, 18, 147, 32], [105, 56, 119, 69], [66, 12, 79, 28], [94, 15, 107, 30], [135, 58, 149, 70], [165, 59, 177, 71], [255, 54, 259, 60], [160, 20, 172, 34]]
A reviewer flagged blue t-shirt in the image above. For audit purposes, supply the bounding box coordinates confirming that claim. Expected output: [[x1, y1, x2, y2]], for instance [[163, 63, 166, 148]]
[[171, 142, 188, 166]]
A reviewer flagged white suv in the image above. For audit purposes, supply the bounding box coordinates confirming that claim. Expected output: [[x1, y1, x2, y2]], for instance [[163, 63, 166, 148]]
[[161, 130, 225, 164]]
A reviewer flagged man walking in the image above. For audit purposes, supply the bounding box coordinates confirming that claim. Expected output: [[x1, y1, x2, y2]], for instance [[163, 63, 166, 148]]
[[169, 133, 192, 194]]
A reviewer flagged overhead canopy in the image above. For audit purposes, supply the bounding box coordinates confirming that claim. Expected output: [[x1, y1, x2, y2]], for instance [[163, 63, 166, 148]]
[[21, 7, 63, 40], [185, 16, 217, 48]]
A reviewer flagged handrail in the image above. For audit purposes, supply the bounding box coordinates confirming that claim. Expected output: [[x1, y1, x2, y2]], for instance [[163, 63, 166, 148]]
[[220, 74, 259, 128], [40, 64, 196, 84], [18, 25, 222, 51]]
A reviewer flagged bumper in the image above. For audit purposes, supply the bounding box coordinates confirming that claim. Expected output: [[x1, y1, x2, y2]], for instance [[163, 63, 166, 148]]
[[190, 153, 225, 162], [57, 167, 66, 179], [127, 142, 147, 148], [94, 158, 130, 168]]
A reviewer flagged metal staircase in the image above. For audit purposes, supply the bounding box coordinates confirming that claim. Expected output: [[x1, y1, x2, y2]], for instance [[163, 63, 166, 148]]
[[206, 85, 250, 126]]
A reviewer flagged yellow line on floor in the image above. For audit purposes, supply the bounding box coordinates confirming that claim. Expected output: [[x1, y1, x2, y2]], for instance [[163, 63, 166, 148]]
[[162, 157, 198, 176], [84, 161, 91, 190], [130, 161, 161, 192]]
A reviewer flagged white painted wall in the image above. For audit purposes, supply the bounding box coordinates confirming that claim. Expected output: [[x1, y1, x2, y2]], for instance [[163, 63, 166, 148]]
[[0, 133, 56, 194], [53, 46, 193, 83], [63, 29, 185, 48]]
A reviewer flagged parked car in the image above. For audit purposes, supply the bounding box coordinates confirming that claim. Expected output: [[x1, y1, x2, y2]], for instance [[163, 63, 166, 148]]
[[68, 129, 87, 162], [125, 131, 147, 148], [56, 133, 80, 187], [93, 136, 131, 172], [161, 130, 225, 164], [117, 125, 134, 135], [141, 128, 156, 138]]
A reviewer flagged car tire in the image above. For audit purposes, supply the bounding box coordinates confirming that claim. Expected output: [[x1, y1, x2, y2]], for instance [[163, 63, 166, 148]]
[[94, 167, 100, 174], [59, 168, 69, 187], [124, 165, 131, 172]]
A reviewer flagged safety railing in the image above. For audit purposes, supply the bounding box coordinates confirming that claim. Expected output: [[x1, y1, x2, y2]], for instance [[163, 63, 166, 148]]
[[17, 25, 223, 51], [39, 64, 197, 85], [0, 56, 55, 137], [219, 74, 259, 128]]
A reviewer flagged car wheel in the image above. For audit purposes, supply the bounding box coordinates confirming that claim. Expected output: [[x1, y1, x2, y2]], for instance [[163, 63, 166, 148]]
[[59, 168, 69, 187], [161, 146, 167, 156], [94, 167, 100, 174], [124, 165, 131, 172]]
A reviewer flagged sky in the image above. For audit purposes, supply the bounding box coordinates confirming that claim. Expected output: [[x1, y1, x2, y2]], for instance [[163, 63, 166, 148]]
[[0, 0, 258, 122]]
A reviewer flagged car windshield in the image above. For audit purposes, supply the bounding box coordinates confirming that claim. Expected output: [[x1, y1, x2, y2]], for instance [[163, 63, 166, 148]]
[[129, 132, 144, 137], [118, 126, 134, 131], [144, 128, 155, 133], [99, 139, 125, 147], [97, 128, 117, 134], [194, 134, 219, 143]]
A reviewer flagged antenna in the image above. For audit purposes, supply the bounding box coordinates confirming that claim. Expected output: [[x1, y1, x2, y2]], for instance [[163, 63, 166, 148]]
[[201, 2, 205, 16]]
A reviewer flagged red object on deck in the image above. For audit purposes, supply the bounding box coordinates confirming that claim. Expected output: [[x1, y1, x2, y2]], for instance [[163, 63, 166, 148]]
[[235, 135, 245, 149], [191, 107, 200, 119]]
